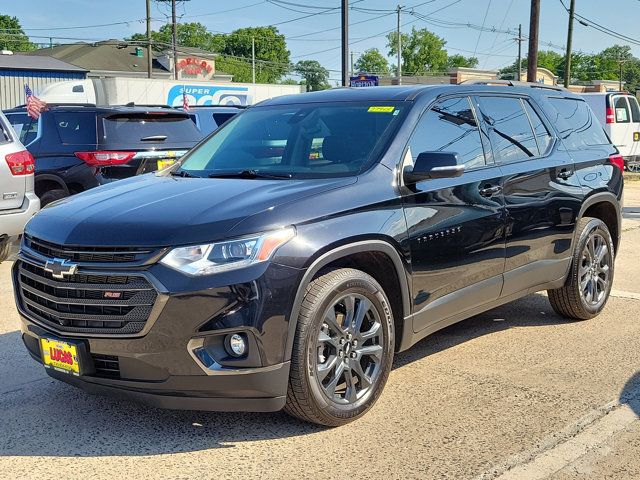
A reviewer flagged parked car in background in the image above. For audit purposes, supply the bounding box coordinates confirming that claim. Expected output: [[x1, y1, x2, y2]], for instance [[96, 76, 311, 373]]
[[183, 105, 245, 136], [0, 111, 39, 262], [13, 83, 623, 426], [582, 91, 640, 171], [3, 105, 203, 205]]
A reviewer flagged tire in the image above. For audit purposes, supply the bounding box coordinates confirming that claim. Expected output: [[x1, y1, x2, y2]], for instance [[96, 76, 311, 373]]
[[285, 268, 395, 426], [0, 239, 10, 263], [548, 217, 615, 320], [39, 189, 68, 207]]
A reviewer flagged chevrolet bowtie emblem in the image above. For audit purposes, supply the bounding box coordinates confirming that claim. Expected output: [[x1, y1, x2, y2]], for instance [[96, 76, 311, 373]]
[[44, 258, 78, 280]]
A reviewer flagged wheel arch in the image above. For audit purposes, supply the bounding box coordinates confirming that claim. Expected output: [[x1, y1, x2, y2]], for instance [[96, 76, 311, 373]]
[[34, 174, 69, 197], [284, 240, 412, 360], [577, 192, 621, 253]]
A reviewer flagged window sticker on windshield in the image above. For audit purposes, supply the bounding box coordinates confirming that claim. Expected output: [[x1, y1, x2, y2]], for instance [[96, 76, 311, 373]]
[[368, 106, 395, 113]]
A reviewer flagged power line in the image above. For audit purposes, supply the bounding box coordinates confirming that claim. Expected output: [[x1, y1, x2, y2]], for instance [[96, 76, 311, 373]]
[[473, 0, 492, 57]]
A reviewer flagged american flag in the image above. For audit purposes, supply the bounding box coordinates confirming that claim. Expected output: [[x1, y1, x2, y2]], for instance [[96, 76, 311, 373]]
[[24, 84, 47, 120], [182, 90, 190, 111]]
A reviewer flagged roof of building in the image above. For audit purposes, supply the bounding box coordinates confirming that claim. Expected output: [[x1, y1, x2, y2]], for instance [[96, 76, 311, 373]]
[[27, 41, 169, 76], [0, 53, 87, 72]]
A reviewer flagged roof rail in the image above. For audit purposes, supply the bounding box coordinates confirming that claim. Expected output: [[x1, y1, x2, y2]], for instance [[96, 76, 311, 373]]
[[460, 79, 565, 91]]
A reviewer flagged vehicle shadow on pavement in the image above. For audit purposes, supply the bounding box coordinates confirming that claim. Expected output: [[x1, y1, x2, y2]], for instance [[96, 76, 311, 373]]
[[0, 293, 567, 458], [620, 371, 640, 416]]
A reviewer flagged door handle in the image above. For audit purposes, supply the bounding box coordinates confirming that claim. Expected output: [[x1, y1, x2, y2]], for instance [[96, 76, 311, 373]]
[[557, 169, 574, 180], [479, 185, 502, 197]]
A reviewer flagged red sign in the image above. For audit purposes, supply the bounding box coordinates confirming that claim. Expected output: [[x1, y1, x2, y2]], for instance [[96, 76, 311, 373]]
[[177, 57, 214, 76]]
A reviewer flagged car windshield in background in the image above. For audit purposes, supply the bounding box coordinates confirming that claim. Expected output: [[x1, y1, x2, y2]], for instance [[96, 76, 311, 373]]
[[102, 112, 202, 146], [178, 102, 405, 178]]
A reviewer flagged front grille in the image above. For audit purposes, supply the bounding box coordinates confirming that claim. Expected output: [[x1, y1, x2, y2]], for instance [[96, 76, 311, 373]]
[[24, 235, 154, 263], [16, 261, 157, 335], [91, 353, 121, 379]]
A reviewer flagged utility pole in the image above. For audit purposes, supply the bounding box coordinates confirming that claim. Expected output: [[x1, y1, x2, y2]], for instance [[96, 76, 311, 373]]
[[350, 51, 354, 76], [527, 0, 540, 82], [563, 0, 575, 88], [341, 0, 349, 86], [396, 5, 402, 85], [171, 0, 178, 80], [146, 0, 152, 79], [515, 24, 523, 81], [619, 60, 625, 91], [252, 36, 256, 84]]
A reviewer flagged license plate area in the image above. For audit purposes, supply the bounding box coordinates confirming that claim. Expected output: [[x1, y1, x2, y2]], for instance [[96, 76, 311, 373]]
[[40, 337, 85, 376]]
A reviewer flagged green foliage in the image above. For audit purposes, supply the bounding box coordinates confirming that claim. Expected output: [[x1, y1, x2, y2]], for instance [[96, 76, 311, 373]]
[[0, 15, 36, 52], [447, 54, 479, 69], [294, 60, 330, 91], [127, 23, 290, 83], [387, 27, 448, 75], [354, 48, 389, 75]]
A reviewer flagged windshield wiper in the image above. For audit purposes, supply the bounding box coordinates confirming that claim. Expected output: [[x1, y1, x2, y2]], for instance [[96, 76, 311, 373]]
[[170, 169, 200, 178], [208, 170, 293, 179]]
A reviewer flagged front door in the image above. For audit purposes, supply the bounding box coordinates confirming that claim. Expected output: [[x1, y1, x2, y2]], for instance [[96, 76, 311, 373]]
[[401, 96, 506, 333]]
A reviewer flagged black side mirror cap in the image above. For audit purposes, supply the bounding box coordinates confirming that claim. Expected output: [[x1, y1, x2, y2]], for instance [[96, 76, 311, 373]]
[[403, 151, 465, 184]]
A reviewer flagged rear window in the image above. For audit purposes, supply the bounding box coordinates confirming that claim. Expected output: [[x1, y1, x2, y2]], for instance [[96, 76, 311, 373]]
[[613, 96, 630, 123], [547, 98, 609, 149], [6, 113, 38, 145], [102, 113, 202, 144], [53, 112, 97, 144]]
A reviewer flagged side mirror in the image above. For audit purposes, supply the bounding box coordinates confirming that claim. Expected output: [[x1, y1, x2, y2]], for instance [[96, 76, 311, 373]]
[[403, 151, 465, 184]]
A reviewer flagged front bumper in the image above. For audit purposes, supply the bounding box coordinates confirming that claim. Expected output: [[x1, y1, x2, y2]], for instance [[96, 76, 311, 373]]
[[15, 256, 302, 412], [0, 192, 40, 237]]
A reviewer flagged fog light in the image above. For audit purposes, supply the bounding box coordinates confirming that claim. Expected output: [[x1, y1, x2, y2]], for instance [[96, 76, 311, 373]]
[[226, 333, 247, 357]]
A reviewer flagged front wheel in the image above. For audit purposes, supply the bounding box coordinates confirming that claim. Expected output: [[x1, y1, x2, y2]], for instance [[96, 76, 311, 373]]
[[285, 268, 394, 426], [548, 217, 615, 320]]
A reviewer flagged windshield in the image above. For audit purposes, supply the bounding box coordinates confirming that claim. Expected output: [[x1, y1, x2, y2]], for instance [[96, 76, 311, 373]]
[[177, 102, 406, 178]]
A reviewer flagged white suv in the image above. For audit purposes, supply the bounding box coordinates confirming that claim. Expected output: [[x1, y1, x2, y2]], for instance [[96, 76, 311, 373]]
[[0, 111, 40, 262]]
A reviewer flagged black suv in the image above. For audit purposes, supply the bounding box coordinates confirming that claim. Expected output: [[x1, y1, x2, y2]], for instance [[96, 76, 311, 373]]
[[13, 83, 623, 426], [3, 105, 202, 205]]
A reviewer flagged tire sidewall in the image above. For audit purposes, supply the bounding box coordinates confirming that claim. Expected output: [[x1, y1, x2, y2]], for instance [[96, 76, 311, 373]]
[[302, 275, 394, 421]]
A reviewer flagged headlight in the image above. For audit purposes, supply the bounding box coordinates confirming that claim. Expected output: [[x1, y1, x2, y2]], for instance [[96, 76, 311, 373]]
[[160, 227, 295, 276]]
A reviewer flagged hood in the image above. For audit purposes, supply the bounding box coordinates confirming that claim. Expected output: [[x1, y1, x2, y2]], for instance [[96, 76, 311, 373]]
[[26, 173, 356, 247]]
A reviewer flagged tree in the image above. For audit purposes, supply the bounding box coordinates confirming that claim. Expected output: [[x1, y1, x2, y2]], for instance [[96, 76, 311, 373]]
[[294, 60, 330, 91], [128, 23, 291, 83], [387, 27, 448, 75], [500, 50, 566, 79], [0, 15, 36, 52], [354, 48, 389, 75], [447, 54, 479, 69]]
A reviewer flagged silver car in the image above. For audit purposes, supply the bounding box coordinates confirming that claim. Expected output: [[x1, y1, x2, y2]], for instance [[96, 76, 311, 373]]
[[0, 110, 40, 262]]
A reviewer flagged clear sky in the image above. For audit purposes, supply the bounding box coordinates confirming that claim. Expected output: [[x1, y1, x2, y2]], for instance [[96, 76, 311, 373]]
[[3, 0, 639, 83]]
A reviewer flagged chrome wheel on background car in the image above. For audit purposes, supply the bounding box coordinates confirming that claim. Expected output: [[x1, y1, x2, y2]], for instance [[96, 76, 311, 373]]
[[315, 294, 384, 405], [285, 268, 394, 427], [548, 217, 615, 320]]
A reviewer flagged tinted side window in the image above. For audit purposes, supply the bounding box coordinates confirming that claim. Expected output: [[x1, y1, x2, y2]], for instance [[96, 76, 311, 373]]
[[614, 96, 630, 123], [0, 115, 13, 144], [628, 96, 640, 123], [53, 112, 97, 144], [6, 113, 38, 145], [477, 96, 538, 163], [523, 100, 552, 155], [547, 98, 609, 149], [408, 96, 485, 169]]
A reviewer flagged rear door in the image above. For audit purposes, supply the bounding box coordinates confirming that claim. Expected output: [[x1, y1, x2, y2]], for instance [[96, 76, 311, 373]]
[[608, 94, 640, 159], [0, 112, 26, 210], [98, 111, 204, 180], [401, 95, 506, 333], [475, 94, 583, 296]]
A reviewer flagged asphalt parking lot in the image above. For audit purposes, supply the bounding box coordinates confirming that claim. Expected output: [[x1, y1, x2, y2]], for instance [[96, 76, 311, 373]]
[[0, 182, 639, 480]]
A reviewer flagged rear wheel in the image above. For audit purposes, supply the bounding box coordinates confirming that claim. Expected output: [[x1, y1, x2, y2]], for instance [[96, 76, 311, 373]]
[[285, 268, 394, 426], [0, 238, 10, 263], [39, 189, 68, 207], [548, 217, 614, 320]]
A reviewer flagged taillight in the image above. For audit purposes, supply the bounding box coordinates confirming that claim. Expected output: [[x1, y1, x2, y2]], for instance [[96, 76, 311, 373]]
[[609, 154, 624, 171], [75, 151, 136, 166], [606, 107, 615, 124], [5, 150, 35, 176]]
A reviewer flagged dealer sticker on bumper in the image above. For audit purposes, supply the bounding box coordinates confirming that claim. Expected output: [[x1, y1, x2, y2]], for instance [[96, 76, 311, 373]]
[[40, 338, 80, 376]]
